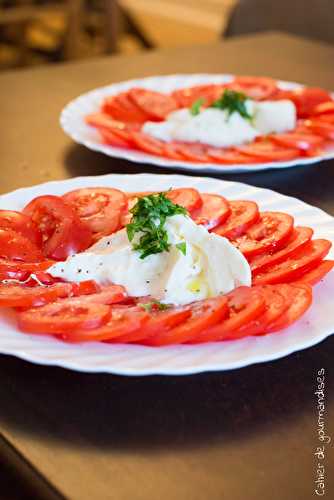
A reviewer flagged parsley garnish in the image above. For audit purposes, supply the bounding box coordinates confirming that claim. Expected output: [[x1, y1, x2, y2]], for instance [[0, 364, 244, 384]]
[[210, 89, 252, 120], [126, 192, 187, 259], [138, 300, 170, 312], [190, 97, 204, 116], [176, 242, 187, 255]]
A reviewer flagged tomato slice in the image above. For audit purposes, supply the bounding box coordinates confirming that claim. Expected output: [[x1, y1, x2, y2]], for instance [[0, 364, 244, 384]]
[[64, 306, 149, 342], [189, 287, 265, 343], [227, 76, 278, 100], [69, 285, 127, 305], [270, 132, 324, 151], [213, 200, 259, 240], [296, 260, 334, 286], [207, 147, 259, 164], [163, 142, 188, 160], [63, 187, 127, 240], [114, 91, 149, 122], [250, 226, 313, 275], [0, 210, 42, 247], [305, 119, 334, 140], [0, 229, 44, 262], [131, 132, 165, 156], [101, 94, 147, 123], [313, 101, 334, 116], [0, 281, 74, 308], [286, 87, 332, 118], [24, 195, 93, 260], [236, 140, 300, 162], [166, 188, 203, 214], [231, 285, 292, 338], [265, 284, 312, 332], [99, 128, 131, 148], [172, 143, 210, 163], [171, 84, 224, 108], [233, 212, 294, 258], [18, 300, 111, 334], [143, 296, 228, 346], [128, 88, 178, 120], [253, 239, 332, 285], [192, 193, 231, 230]]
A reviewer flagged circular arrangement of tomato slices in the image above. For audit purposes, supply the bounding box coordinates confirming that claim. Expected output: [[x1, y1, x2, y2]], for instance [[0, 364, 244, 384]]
[[84, 76, 334, 165], [0, 186, 333, 346]]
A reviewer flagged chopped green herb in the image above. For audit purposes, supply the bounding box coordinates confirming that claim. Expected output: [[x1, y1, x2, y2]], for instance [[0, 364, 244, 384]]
[[138, 300, 170, 312], [126, 192, 187, 259], [190, 97, 204, 116], [210, 89, 252, 120], [176, 242, 187, 255]]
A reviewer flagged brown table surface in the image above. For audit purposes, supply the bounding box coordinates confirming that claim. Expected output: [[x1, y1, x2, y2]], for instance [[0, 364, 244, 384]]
[[1, 32, 334, 500]]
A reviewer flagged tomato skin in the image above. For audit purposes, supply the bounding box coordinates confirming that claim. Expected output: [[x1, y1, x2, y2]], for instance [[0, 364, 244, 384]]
[[0, 210, 42, 247], [296, 260, 334, 286], [0, 228, 44, 262], [24, 195, 93, 260], [213, 200, 259, 240], [265, 284, 312, 333], [250, 226, 313, 275], [233, 212, 294, 258], [193, 193, 231, 230], [253, 239, 332, 285], [143, 296, 228, 346], [0, 282, 75, 308], [189, 287, 265, 343], [63, 187, 127, 240], [166, 188, 203, 214]]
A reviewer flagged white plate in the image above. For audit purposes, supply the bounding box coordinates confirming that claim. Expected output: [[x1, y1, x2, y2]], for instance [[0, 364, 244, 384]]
[[1, 173, 334, 375], [60, 73, 334, 174]]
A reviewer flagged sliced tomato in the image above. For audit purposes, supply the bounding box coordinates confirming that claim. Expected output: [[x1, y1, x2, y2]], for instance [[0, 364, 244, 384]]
[[69, 285, 127, 305], [233, 212, 294, 258], [236, 140, 300, 162], [101, 94, 147, 123], [171, 84, 224, 108], [0, 259, 54, 281], [64, 306, 148, 342], [227, 76, 277, 100], [163, 142, 188, 160], [270, 132, 324, 151], [253, 239, 332, 285], [23, 195, 92, 260], [0, 229, 44, 262], [0, 210, 42, 247], [213, 200, 259, 240], [313, 101, 334, 116], [63, 187, 127, 239], [250, 226, 313, 275], [189, 287, 265, 343], [286, 87, 332, 118], [128, 88, 178, 120], [18, 300, 111, 334], [192, 193, 231, 230], [230, 285, 292, 338], [143, 296, 228, 346], [172, 143, 210, 163], [131, 132, 165, 156], [305, 119, 334, 140], [114, 91, 149, 122], [99, 128, 131, 148], [297, 260, 334, 286], [166, 188, 203, 214], [0, 281, 75, 308], [265, 284, 312, 332], [207, 147, 259, 164]]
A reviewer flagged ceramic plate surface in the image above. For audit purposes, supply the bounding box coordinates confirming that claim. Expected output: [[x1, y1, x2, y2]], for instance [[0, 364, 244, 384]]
[[60, 73, 334, 174], [0, 173, 334, 375]]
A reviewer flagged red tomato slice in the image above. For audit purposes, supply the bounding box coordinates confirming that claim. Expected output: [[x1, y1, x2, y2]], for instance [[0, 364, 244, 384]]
[[286, 87, 332, 118], [305, 119, 334, 140], [230, 284, 292, 338], [213, 200, 259, 240], [0, 281, 74, 308], [172, 143, 210, 163], [270, 132, 324, 151], [233, 212, 294, 258], [69, 285, 127, 305], [236, 140, 300, 162], [189, 287, 266, 343], [99, 128, 131, 148], [114, 91, 149, 122], [128, 88, 178, 120], [207, 147, 260, 164], [166, 188, 203, 214], [63, 187, 127, 239], [0, 229, 44, 262], [0, 258, 54, 281], [172, 84, 224, 108], [64, 306, 149, 342], [317, 113, 334, 124], [163, 142, 187, 160], [143, 296, 228, 346], [313, 101, 334, 116], [102, 94, 147, 123], [297, 260, 334, 286], [0, 210, 42, 247], [265, 284, 312, 332], [227, 76, 277, 100], [24, 195, 92, 260], [250, 226, 313, 275], [18, 300, 111, 334], [253, 239, 332, 285], [192, 193, 231, 230], [131, 132, 165, 156]]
